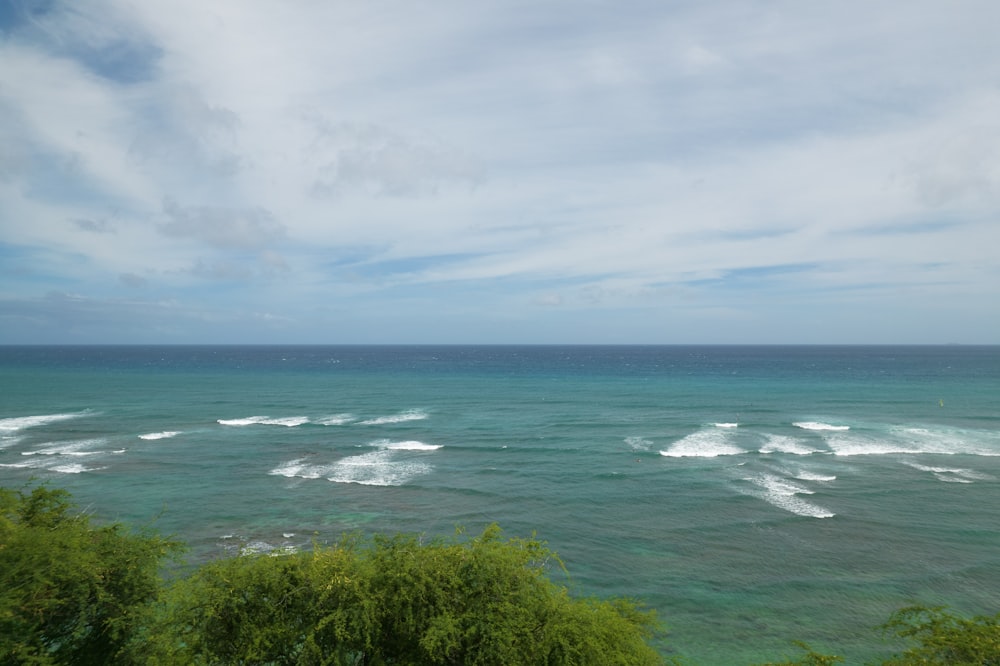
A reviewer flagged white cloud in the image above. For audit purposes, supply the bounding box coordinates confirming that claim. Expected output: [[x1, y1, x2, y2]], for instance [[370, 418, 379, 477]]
[[1, 0, 999, 343]]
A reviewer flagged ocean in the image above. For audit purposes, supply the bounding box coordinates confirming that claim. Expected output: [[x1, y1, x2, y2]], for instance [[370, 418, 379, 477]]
[[1, 345, 998, 664]]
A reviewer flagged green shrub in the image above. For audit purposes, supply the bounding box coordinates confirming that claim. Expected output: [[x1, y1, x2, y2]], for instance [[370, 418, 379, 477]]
[[0, 485, 178, 665]]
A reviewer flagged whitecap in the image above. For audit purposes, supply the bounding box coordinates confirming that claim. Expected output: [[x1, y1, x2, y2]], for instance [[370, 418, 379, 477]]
[[0, 461, 42, 469], [22, 439, 109, 457], [381, 440, 442, 451], [794, 470, 837, 482], [0, 411, 91, 433], [269, 459, 331, 480], [625, 436, 653, 451], [794, 421, 850, 432], [759, 434, 821, 455], [262, 416, 310, 427], [714, 422, 739, 428], [890, 425, 1000, 456], [240, 541, 296, 556], [825, 433, 922, 456], [218, 416, 308, 427], [52, 463, 105, 474], [358, 409, 428, 425], [659, 429, 745, 458], [139, 431, 181, 440], [740, 473, 835, 518], [327, 450, 432, 486], [904, 461, 995, 483], [317, 414, 354, 426], [218, 416, 270, 426]]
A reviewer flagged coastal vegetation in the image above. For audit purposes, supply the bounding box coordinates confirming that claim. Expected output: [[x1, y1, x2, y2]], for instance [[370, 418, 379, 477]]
[[2, 484, 998, 665]]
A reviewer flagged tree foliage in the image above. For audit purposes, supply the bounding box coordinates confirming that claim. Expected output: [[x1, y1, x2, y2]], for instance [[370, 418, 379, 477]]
[[879, 605, 1000, 665], [151, 524, 666, 665], [0, 485, 179, 665]]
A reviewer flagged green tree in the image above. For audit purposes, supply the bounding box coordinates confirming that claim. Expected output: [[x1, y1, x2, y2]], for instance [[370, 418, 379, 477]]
[[154, 525, 666, 665], [879, 605, 1000, 665], [148, 537, 373, 664], [0, 485, 178, 665]]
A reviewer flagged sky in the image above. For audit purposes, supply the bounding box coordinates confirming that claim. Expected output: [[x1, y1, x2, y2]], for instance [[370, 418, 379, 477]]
[[1, 0, 999, 344]]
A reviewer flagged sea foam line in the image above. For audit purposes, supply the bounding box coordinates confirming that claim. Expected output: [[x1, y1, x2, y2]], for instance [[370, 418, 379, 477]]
[[327, 450, 432, 487], [741, 473, 835, 518], [904, 461, 994, 483], [139, 431, 181, 440], [386, 441, 442, 451], [218, 416, 309, 427], [21, 439, 113, 456], [759, 434, 822, 456], [890, 425, 1000, 456], [317, 414, 354, 426], [0, 411, 92, 433], [824, 433, 924, 457], [51, 463, 107, 474], [358, 409, 428, 425], [794, 421, 850, 432], [270, 442, 439, 487], [659, 428, 745, 458]]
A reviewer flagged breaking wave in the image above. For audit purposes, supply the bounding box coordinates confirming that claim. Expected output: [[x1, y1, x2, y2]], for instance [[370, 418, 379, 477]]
[[269, 439, 442, 487], [659, 428, 745, 458], [794, 422, 850, 432], [739, 472, 835, 518], [139, 431, 181, 440], [358, 409, 428, 425], [218, 416, 309, 427], [0, 411, 92, 433]]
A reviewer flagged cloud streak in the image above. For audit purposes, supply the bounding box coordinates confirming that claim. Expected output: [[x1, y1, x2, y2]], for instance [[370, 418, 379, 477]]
[[0, 0, 998, 343]]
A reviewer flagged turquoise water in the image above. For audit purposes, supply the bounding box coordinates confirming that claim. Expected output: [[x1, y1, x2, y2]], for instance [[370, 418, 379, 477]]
[[2, 345, 999, 664]]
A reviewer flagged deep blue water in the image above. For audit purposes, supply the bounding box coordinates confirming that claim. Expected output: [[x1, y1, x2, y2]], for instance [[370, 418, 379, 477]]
[[2, 345, 999, 664]]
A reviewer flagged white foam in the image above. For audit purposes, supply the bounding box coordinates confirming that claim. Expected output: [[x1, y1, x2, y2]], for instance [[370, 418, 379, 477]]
[[0, 461, 43, 469], [794, 470, 837, 482], [890, 425, 1000, 456], [265, 416, 309, 427], [327, 450, 432, 486], [381, 440, 442, 451], [240, 541, 297, 556], [51, 463, 105, 474], [625, 436, 653, 451], [218, 416, 309, 427], [794, 421, 850, 432], [904, 461, 995, 483], [759, 434, 821, 455], [358, 409, 428, 425], [139, 431, 181, 440], [0, 412, 90, 433], [219, 416, 270, 426], [825, 433, 922, 456], [714, 422, 739, 428], [659, 429, 745, 458], [22, 439, 109, 456], [268, 459, 331, 480], [741, 473, 835, 518], [317, 414, 354, 426]]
